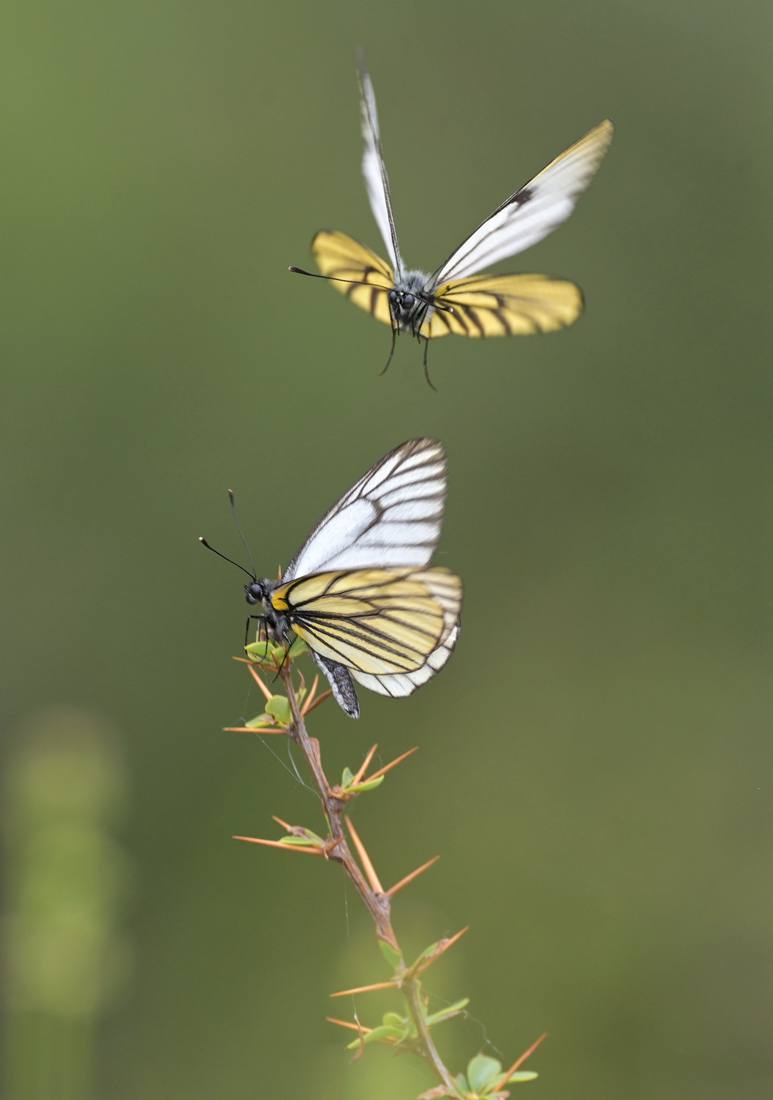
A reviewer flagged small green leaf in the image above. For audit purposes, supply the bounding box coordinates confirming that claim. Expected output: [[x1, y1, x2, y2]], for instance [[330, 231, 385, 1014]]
[[245, 713, 271, 728], [378, 939, 404, 970], [382, 1011, 407, 1029], [245, 640, 273, 660], [348, 775, 385, 794], [345, 1023, 406, 1050], [509, 1071, 538, 1084], [467, 1054, 502, 1092], [425, 997, 469, 1027], [341, 766, 354, 787], [279, 833, 323, 848], [265, 695, 292, 725], [454, 1074, 469, 1094]]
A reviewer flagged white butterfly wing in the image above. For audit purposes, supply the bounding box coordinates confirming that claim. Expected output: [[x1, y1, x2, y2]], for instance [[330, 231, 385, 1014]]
[[431, 120, 613, 285], [283, 438, 446, 581], [358, 64, 402, 275]]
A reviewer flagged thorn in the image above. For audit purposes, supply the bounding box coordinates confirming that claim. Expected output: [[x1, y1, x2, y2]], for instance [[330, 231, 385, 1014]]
[[386, 855, 440, 898], [224, 726, 288, 734], [301, 674, 320, 715], [410, 929, 468, 978], [330, 980, 398, 999], [345, 818, 385, 894], [302, 688, 332, 716], [439, 925, 469, 953], [232, 835, 323, 856], [493, 1032, 548, 1091], [246, 663, 273, 701], [325, 1016, 374, 1035], [366, 746, 418, 782], [351, 743, 379, 787], [413, 927, 470, 976], [271, 815, 293, 831]]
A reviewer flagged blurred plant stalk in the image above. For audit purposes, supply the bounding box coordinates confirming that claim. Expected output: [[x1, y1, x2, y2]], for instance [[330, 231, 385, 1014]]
[[230, 648, 544, 1100], [3, 707, 133, 1100]]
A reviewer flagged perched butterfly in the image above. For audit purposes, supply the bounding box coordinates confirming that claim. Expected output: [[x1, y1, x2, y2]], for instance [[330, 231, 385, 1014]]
[[200, 438, 462, 718], [291, 64, 613, 382]]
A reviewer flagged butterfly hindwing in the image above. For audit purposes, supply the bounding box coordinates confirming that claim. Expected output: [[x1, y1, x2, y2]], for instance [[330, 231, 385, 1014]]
[[272, 567, 462, 679], [421, 273, 583, 339], [311, 230, 394, 327]]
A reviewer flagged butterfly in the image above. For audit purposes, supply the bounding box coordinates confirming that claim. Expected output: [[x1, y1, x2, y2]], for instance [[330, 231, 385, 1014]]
[[200, 438, 462, 718], [290, 63, 613, 383]]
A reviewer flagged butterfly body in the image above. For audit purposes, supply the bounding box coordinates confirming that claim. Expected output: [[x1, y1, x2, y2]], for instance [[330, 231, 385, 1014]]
[[293, 64, 613, 366], [388, 269, 433, 335], [244, 578, 292, 644]]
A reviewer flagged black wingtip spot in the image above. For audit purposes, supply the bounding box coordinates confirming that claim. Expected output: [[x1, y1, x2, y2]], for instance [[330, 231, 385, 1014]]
[[512, 187, 534, 207]]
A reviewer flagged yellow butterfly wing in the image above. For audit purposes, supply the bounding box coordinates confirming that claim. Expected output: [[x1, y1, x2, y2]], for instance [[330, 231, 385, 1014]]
[[421, 274, 583, 339], [271, 567, 462, 676], [311, 230, 395, 327]]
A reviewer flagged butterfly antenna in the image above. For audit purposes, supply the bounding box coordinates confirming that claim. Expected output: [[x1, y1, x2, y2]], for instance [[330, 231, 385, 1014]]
[[380, 322, 397, 375], [289, 266, 391, 292], [198, 537, 255, 579], [227, 490, 258, 578]]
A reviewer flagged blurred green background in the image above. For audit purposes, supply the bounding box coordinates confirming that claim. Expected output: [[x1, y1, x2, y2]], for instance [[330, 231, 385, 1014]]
[[3, 1, 772, 1097]]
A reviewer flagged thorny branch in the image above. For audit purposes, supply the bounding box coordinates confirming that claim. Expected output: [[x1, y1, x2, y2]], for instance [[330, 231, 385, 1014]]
[[233, 656, 545, 1099], [280, 666, 460, 1096]]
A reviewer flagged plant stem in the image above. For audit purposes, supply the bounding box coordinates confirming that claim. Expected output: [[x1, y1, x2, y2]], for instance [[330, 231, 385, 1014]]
[[281, 668, 461, 1098]]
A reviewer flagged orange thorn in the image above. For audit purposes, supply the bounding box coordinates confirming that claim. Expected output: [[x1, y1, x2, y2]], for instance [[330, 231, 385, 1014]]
[[325, 1016, 374, 1035], [408, 926, 470, 979], [246, 664, 273, 701], [223, 726, 286, 735], [271, 815, 293, 831], [345, 818, 385, 894], [352, 743, 379, 786], [494, 1032, 548, 1091], [301, 674, 319, 714], [303, 689, 332, 716], [366, 746, 418, 782], [330, 980, 397, 999], [386, 855, 440, 898], [232, 835, 323, 856], [440, 925, 469, 952]]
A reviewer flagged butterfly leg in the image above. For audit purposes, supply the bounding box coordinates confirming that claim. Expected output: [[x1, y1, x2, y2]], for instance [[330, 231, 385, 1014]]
[[422, 338, 438, 392], [380, 320, 397, 375], [271, 630, 300, 683], [244, 613, 267, 649]]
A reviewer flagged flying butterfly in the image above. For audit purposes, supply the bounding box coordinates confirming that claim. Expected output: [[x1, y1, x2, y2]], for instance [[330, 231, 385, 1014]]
[[290, 63, 613, 383], [200, 438, 462, 718]]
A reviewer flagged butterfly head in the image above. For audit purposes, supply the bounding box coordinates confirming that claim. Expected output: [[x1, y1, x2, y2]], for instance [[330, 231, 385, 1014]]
[[389, 271, 430, 333], [244, 578, 273, 606]]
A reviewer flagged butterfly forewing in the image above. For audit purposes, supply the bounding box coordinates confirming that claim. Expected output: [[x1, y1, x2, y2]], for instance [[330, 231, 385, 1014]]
[[311, 230, 394, 327], [283, 438, 447, 581], [358, 64, 402, 274], [422, 274, 583, 338], [272, 567, 462, 676], [431, 120, 614, 285]]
